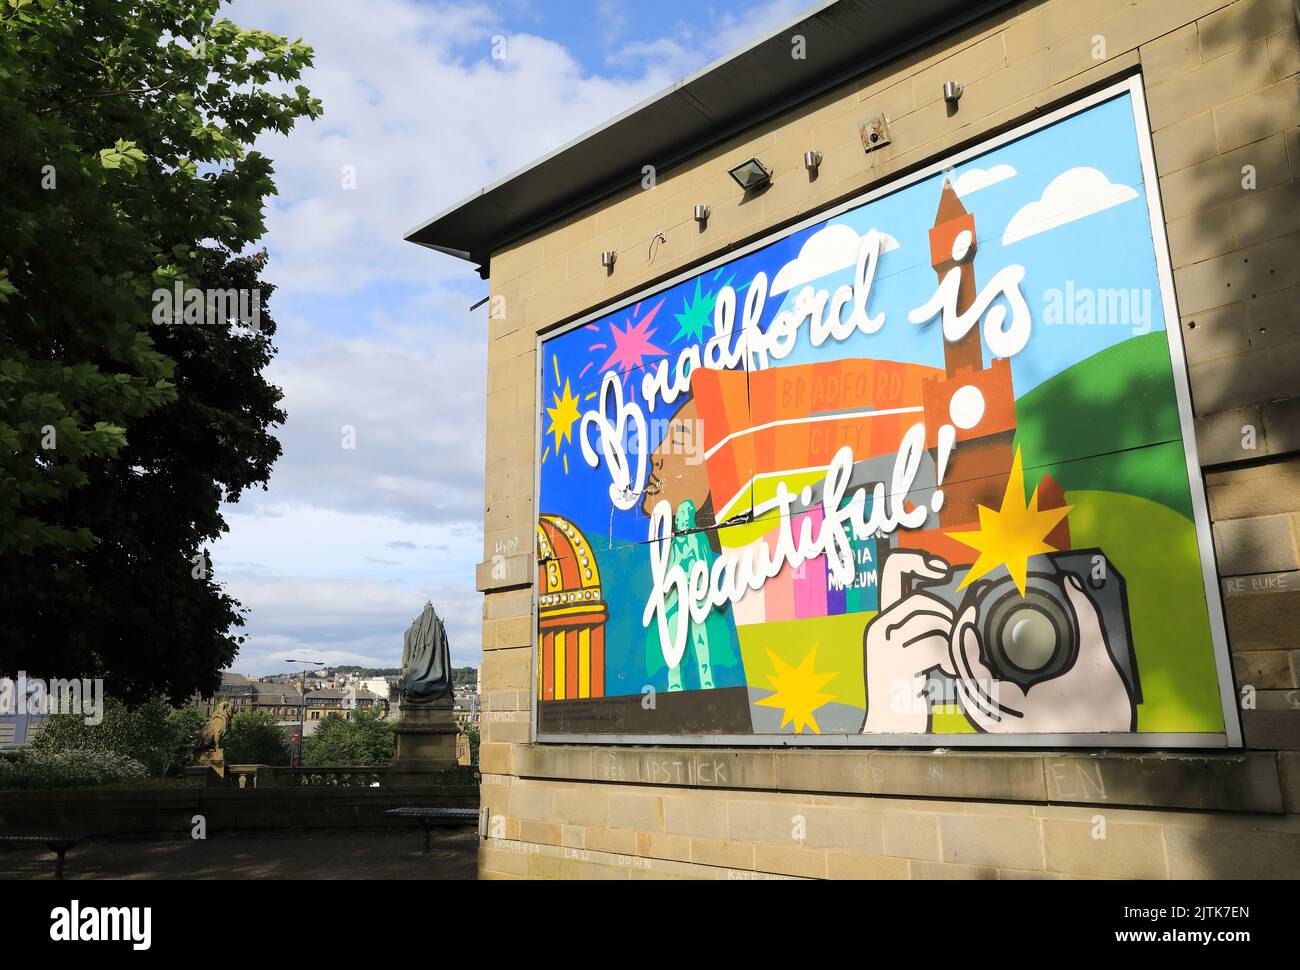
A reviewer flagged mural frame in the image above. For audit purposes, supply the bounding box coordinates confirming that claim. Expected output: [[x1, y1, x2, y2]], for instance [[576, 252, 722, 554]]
[[528, 74, 1244, 749]]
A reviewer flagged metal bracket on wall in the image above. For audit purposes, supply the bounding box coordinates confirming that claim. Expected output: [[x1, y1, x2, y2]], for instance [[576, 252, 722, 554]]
[[859, 113, 891, 152]]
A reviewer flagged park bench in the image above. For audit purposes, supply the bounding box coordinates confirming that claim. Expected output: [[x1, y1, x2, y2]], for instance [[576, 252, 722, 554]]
[[384, 807, 479, 852], [0, 833, 86, 879]]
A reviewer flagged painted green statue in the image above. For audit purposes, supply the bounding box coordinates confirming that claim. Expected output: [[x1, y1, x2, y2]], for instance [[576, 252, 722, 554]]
[[644, 500, 739, 691]]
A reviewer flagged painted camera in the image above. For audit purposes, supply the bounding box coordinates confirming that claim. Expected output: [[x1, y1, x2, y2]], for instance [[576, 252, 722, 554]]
[[911, 549, 1141, 697]]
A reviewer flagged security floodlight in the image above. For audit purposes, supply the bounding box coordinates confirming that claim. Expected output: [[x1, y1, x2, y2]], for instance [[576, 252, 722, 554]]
[[728, 157, 772, 191]]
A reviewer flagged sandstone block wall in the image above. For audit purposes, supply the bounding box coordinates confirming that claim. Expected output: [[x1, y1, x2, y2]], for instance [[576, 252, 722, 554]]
[[475, 0, 1300, 879]]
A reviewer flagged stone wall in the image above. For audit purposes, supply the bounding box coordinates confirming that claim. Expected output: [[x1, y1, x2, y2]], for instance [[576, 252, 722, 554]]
[[475, 0, 1300, 879], [478, 747, 1297, 879]]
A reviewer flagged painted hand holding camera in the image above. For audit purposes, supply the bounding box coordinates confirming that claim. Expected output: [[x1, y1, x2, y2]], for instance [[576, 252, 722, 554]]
[[862, 549, 1139, 735]]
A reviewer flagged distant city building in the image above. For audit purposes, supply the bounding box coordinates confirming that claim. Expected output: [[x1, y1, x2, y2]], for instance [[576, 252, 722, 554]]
[[360, 677, 395, 702], [200, 672, 303, 721], [453, 684, 481, 726], [304, 686, 382, 721], [251, 682, 305, 720], [209, 672, 256, 710]]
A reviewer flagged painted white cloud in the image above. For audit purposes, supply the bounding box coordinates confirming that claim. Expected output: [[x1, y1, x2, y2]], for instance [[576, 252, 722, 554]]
[[1002, 166, 1139, 245], [769, 223, 900, 296], [951, 163, 1016, 197]]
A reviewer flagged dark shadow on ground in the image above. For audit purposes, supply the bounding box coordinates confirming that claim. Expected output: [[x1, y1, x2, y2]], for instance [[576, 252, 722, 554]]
[[0, 828, 477, 881]]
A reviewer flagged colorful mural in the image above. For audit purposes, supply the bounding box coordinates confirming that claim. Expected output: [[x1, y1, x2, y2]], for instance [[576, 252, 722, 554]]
[[534, 84, 1239, 745]]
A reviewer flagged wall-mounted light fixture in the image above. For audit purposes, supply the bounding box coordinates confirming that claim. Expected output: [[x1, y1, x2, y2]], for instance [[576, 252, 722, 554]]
[[693, 204, 711, 226], [803, 150, 823, 173], [601, 250, 617, 270], [728, 157, 772, 191], [942, 81, 964, 106]]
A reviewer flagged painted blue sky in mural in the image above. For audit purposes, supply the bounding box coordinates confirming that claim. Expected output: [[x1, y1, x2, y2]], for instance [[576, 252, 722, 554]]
[[540, 91, 1169, 553]]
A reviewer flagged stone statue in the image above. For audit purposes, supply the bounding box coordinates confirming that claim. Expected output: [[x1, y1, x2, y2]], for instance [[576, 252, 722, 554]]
[[197, 700, 234, 765], [400, 601, 453, 705], [390, 602, 458, 782]]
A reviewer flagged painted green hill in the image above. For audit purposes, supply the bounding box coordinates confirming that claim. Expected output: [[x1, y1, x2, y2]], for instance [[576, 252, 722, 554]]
[[1014, 331, 1194, 520]]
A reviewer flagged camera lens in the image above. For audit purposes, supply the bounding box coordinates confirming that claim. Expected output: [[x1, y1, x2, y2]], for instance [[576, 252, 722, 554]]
[[1000, 605, 1059, 672], [979, 583, 1078, 689]]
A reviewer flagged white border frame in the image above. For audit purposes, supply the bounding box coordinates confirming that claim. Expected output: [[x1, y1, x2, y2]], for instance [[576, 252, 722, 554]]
[[528, 75, 1244, 750]]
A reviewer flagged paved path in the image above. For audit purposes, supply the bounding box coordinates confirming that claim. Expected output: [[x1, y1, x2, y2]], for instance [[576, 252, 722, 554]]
[[0, 828, 477, 880]]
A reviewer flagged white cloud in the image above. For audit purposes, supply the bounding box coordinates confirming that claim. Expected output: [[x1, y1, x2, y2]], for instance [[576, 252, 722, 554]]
[[1002, 166, 1139, 245], [613, 0, 813, 76], [703, 0, 820, 61], [230, 0, 690, 297], [211, 0, 827, 680], [769, 223, 900, 296], [219, 572, 484, 674], [597, 1, 628, 47], [951, 163, 1016, 197], [247, 315, 488, 526], [214, 501, 484, 675]]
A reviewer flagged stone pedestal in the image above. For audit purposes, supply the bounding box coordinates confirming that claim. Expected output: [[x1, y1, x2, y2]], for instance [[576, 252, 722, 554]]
[[196, 749, 226, 779], [388, 698, 458, 785]]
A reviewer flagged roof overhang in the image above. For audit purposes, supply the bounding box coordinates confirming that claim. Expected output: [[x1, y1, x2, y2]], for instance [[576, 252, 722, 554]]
[[404, 0, 1018, 277]]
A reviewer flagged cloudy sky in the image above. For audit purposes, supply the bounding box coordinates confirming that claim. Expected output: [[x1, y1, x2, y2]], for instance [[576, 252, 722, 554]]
[[212, 0, 816, 675]]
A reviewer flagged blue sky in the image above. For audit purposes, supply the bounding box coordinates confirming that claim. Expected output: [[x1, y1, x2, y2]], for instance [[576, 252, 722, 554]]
[[210, 0, 817, 674]]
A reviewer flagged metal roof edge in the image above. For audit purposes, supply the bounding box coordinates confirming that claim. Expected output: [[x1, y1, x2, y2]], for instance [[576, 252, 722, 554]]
[[406, 0, 1018, 274]]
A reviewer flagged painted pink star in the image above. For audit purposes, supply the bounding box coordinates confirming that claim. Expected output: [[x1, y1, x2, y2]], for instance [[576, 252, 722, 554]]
[[597, 298, 666, 375]]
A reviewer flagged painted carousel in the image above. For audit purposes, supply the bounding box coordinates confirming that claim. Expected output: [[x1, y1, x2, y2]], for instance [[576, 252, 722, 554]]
[[536, 515, 609, 701]]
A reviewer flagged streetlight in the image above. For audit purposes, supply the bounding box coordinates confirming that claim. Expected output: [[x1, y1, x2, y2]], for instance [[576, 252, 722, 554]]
[[286, 659, 325, 768]]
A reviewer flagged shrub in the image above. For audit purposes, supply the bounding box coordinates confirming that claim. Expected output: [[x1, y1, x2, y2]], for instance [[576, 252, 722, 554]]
[[303, 708, 395, 767], [0, 748, 148, 790], [32, 696, 207, 776], [221, 711, 291, 766]]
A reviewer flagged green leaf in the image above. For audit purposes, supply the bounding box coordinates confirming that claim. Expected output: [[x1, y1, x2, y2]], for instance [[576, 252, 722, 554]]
[[0, 0, 314, 701]]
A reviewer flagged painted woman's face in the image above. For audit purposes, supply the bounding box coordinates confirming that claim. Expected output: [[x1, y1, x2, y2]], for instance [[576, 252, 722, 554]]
[[641, 396, 711, 518]]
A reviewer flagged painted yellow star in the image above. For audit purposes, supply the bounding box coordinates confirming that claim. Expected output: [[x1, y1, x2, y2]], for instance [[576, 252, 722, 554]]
[[946, 447, 1071, 595], [756, 644, 837, 735], [545, 377, 581, 454]]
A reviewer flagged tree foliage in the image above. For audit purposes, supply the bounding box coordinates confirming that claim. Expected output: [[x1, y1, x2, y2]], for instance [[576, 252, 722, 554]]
[[0, 0, 321, 700], [221, 710, 290, 766], [303, 709, 396, 768], [32, 695, 205, 776]]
